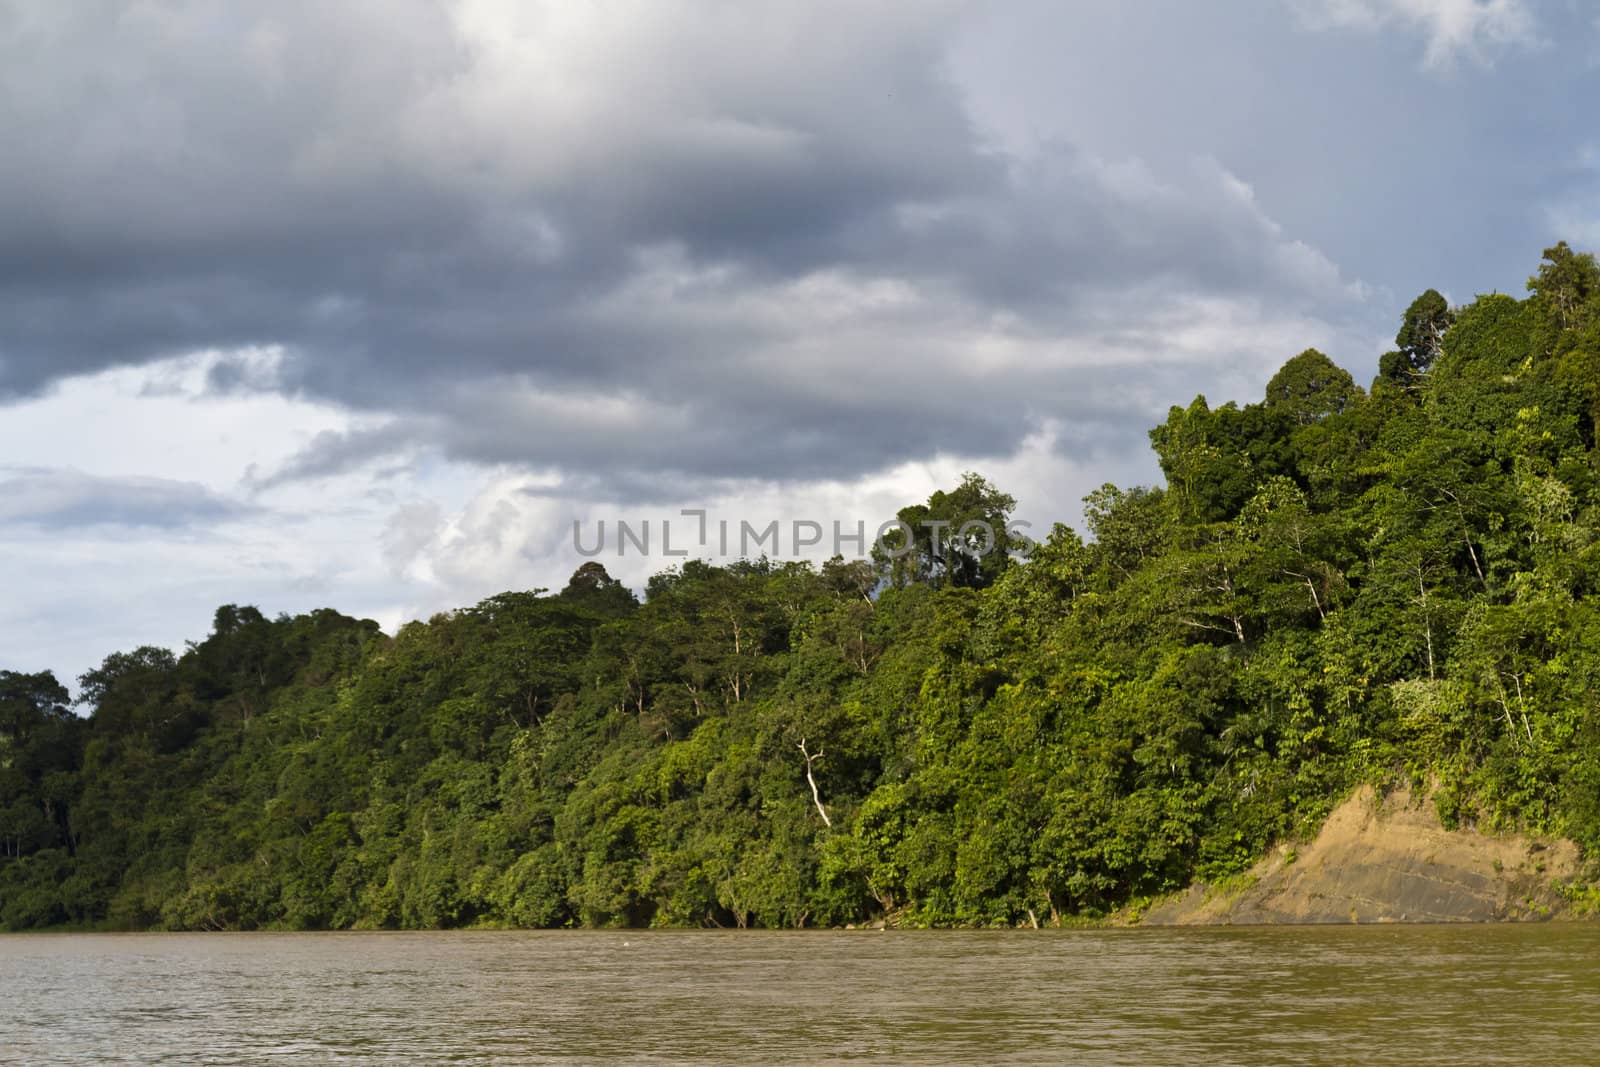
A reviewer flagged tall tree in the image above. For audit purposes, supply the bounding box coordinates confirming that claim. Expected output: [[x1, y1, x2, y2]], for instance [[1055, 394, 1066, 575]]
[[1263, 349, 1361, 426], [1394, 289, 1453, 374], [875, 473, 1017, 589]]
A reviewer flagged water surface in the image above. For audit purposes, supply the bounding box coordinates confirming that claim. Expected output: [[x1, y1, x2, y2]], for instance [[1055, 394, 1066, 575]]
[[5, 925, 1599, 1064]]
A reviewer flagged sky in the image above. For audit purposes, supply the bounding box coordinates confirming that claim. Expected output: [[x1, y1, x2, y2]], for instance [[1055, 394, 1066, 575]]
[[2, 0, 1598, 688]]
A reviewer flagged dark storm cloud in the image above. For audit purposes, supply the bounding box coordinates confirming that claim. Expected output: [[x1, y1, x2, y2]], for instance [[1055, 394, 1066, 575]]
[[0, 468, 247, 529], [0, 1, 1377, 492]]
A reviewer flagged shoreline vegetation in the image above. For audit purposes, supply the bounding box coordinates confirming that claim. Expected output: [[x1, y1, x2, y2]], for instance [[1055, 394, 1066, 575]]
[[6, 244, 1600, 932]]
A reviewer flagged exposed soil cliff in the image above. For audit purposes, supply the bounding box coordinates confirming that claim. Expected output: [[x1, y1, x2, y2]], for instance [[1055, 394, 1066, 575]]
[[1139, 785, 1582, 925]]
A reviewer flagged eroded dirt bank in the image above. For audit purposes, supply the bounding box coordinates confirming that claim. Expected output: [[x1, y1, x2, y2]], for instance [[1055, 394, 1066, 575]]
[[1139, 785, 1582, 924]]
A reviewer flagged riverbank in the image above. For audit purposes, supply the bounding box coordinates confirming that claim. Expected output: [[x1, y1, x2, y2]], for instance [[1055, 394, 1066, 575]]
[[1131, 784, 1588, 925]]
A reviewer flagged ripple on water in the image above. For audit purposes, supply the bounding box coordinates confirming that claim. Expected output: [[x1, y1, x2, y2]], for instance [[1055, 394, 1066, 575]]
[[3, 926, 1600, 1064]]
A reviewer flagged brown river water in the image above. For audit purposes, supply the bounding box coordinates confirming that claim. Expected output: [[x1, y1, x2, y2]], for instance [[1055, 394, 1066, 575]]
[[4, 925, 1599, 1064]]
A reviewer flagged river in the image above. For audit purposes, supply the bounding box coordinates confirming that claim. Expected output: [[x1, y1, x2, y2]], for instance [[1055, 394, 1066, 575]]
[[5, 925, 1599, 1063]]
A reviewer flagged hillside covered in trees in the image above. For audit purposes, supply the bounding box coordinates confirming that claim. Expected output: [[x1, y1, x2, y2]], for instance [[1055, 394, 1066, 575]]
[[5, 245, 1600, 931]]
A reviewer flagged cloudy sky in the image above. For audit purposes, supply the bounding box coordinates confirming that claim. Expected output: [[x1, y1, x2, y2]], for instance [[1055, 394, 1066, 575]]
[[3, 0, 1597, 686]]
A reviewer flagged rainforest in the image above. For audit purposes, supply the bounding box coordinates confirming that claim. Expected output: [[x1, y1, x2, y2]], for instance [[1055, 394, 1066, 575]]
[[5, 244, 1600, 931]]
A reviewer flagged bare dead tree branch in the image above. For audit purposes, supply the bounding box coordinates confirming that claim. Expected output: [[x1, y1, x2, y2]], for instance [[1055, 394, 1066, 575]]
[[797, 738, 832, 827]]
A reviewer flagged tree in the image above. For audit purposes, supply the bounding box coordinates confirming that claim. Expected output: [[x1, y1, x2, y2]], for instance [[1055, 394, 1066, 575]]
[[0, 671, 71, 746], [0, 671, 80, 868], [1148, 396, 1282, 522], [1394, 289, 1453, 374], [1528, 240, 1600, 333], [1263, 349, 1361, 426], [1083, 483, 1167, 581], [559, 562, 639, 618], [874, 473, 1017, 589]]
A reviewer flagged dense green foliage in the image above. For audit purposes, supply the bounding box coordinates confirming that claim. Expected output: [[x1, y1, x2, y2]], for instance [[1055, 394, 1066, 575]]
[[6, 246, 1600, 930]]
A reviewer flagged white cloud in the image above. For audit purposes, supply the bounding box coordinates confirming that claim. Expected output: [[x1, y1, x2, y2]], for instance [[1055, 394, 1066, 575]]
[[385, 425, 1160, 621], [0, 347, 349, 487], [1292, 0, 1537, 67]]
